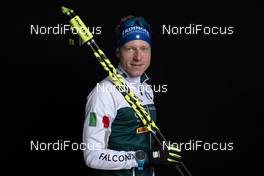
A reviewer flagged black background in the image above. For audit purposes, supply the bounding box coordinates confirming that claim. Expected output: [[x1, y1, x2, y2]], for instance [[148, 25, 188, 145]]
[[3, 0, 258, 175]]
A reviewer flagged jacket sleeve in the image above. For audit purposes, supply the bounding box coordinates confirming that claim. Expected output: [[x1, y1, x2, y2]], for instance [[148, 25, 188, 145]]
[[83, 82, 138, 170]]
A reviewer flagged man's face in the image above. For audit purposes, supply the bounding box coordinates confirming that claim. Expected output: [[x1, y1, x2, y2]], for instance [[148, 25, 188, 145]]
[[117, 40, 151, 78]]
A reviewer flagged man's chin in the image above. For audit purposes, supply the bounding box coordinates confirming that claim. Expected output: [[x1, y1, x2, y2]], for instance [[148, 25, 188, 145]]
[[128, 71, 143, 78]]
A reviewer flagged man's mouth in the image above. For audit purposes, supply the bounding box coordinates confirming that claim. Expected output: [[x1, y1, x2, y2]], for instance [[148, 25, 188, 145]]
[[131, 64, 143, 67]]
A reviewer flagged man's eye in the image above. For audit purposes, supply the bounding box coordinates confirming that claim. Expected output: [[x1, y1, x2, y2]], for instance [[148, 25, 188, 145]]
[[126, 47, 134, 51], [141, 47, 149, 51]]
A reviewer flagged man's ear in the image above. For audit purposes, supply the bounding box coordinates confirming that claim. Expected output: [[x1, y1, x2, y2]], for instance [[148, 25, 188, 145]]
[[116, 48, 120, 58]]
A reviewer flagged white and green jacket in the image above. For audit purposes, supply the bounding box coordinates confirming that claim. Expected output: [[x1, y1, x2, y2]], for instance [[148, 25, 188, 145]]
[[83, 65, 156, 176]]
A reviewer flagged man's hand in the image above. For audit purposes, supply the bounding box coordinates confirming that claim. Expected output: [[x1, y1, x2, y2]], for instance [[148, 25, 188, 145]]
[[149, 146, 182, 166]]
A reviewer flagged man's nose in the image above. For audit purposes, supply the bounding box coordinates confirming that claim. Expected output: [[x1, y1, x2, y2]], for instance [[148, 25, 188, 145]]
[[133, 49, 141, 61]]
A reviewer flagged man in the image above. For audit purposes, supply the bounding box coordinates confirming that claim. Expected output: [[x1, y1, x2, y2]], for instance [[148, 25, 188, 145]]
[[83, 16, 181, 176]]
